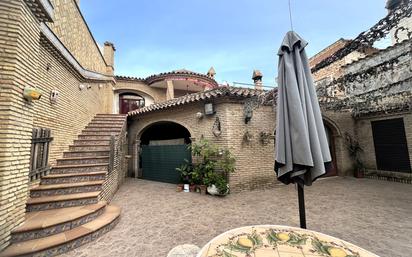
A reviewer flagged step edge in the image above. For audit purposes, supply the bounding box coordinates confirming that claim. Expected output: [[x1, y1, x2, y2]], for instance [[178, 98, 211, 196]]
[[12, 201, 107, 233], [27, 191, 101, 205], [31, 181, 105, 191], [0, 206, 120, 257]]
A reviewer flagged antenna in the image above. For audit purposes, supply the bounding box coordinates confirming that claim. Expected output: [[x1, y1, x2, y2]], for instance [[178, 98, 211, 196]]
[[288, 0, 294, 31]]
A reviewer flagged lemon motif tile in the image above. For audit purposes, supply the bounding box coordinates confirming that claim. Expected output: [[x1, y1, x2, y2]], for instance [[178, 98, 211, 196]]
[[197, 226, 379, 257]]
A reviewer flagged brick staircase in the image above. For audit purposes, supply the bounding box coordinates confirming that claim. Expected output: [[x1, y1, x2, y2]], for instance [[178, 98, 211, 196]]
[[0, 114, 127, 257]]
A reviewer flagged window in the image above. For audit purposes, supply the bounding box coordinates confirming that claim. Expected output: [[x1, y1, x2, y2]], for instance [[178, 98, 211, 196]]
[[119, 93, 145, 114], [371, 118, 411, 173]]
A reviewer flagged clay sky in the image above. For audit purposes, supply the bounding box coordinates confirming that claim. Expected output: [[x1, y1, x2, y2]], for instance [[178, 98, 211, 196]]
[[81, 0, 387, 87]]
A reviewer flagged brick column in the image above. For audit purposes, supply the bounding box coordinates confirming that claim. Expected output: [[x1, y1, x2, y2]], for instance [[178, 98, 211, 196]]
[[132, 140, 141, 178]]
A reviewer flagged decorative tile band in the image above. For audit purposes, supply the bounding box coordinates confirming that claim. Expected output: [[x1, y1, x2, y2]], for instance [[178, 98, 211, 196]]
[[30, 216, 120, 257], [12, 207, 105, 243], [27, 198, 98, 212]]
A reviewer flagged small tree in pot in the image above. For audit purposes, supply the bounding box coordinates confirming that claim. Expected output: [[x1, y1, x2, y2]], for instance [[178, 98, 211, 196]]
[[344, 133, 365, 178]]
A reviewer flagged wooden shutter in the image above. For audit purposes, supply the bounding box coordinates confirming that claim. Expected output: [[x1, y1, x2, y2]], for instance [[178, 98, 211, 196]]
[[371, 118, 411, 173]]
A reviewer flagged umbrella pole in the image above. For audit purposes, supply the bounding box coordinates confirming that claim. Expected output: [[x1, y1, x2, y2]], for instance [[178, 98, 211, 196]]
[[298, 184, 307, 229]]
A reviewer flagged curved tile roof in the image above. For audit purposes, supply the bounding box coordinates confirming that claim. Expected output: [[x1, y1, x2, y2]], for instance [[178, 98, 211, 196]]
[[116, 69, 219, 88], [128, 86, 267, 116]]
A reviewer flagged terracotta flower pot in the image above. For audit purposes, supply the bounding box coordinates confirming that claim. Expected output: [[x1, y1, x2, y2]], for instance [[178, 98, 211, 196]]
[[176, 184, 183, 192], [189, 185, 196, 192], [199, 185, 207, 195]]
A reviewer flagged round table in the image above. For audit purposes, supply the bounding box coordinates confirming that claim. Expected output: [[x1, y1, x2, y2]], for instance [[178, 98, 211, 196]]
[[197, 225, 379, 257]]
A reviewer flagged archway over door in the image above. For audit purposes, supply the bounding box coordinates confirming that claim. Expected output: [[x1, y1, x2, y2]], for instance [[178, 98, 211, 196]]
[[323, 119, 339, 177], [139, 122, 192, 184], [119, 92, 145, 114]]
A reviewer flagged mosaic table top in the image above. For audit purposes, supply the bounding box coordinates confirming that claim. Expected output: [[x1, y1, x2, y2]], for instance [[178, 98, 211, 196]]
[[197, 225, 379, 257]]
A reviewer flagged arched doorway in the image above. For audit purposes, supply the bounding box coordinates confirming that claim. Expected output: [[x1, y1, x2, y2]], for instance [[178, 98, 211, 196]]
[[139, 122, 192, 183], [119, 93, 145, 114], [323, 120, 338, 177]]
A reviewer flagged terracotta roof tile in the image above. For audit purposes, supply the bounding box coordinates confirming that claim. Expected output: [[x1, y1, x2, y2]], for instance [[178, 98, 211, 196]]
[[128, 86, 268, 116]]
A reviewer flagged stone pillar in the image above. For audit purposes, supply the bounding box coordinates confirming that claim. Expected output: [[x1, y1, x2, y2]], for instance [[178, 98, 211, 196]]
[[166, 80, 175, 100], [252, 70, 263, 90], [132, 140, 141, 178], [103, 41, 115, 76]]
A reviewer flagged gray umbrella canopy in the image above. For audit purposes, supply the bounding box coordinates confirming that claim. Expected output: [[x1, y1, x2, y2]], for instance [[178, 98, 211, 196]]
[[275, 31, 332, 186]]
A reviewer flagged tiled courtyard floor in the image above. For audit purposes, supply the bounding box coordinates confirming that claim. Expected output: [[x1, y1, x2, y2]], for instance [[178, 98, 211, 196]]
[[62, 177, 412, 257]]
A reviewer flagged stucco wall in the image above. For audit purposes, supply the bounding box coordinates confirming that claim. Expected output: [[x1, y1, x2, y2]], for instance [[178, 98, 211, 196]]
[[115, 80, 166, 104], [128, 100, 278, 192]]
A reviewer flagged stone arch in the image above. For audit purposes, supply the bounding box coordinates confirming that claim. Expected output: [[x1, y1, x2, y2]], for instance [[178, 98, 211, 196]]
[[136, 119, 195, 142], [322, 116, 342, 137]]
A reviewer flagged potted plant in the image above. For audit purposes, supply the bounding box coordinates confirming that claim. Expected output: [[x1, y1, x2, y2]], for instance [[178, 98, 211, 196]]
[[345, 133, 365, 178], [189, 138, 236, 196], [176, 159, 192, 192]]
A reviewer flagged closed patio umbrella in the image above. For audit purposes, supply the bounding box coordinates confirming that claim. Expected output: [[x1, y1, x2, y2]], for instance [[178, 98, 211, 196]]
[[275, 31, 332, 228]]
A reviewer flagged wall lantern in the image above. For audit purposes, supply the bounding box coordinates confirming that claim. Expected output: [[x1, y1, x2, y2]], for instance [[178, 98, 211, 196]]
[[23, 86, 42, 101], [79, 84, 85, 91], [212, 116, 222, 137], [50, 89, 59, 104], [196, 112, 204, 120], [204, 102, 215, 115]]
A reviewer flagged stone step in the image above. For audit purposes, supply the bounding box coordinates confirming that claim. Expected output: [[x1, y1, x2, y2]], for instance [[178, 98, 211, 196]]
[[11, 201, 107, 243], [57, 156, 109, 165], [83, 127, 122, 132], [30, 181, 105, 197], [73, 139, 110, 146], [89, 119, 125, 123], [86, 123, 124, 130], [91, 119, 126, 123], [95, 113, 127, 118], [51, 163, 108, 174], [0, 205, 120, 257], [81, 130, 120, 136], [41, 172, 107, 185], [26, 192, 100, 212], [63, 150, 110, 158], [78, 135, 112, 140], [69, 144, 110, 151]]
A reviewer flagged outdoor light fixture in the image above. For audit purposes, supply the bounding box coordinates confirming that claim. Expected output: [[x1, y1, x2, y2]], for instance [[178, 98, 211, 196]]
[[196, 112, 204, 119], [23, 86, 42, 101], [50, 89, 59, 104], [79, 84, 85, 90], [204, 102, 214, 115]]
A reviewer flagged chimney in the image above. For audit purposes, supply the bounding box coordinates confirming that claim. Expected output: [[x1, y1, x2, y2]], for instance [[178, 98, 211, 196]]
[[207, 67, 216, 79], [103, 41, 115, 75], [252, 70, 263, 90]]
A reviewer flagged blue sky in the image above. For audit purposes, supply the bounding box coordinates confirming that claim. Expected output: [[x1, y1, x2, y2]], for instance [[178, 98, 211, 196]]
[[80, 0, 387, 87]]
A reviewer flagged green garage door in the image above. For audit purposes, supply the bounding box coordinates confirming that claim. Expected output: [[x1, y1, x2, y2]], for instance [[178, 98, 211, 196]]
[[141, 144, 191, 184]]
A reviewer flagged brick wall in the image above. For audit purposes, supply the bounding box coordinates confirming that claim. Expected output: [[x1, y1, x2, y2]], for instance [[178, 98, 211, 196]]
[[322, 111, 356, 176], [0, 0, 114, 250], [128, 100, 278, 192], [34, 42, 114, 166], [0, 0, 40, 249], [100, 122, 128, 201], [48, 0, 108, 74]]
